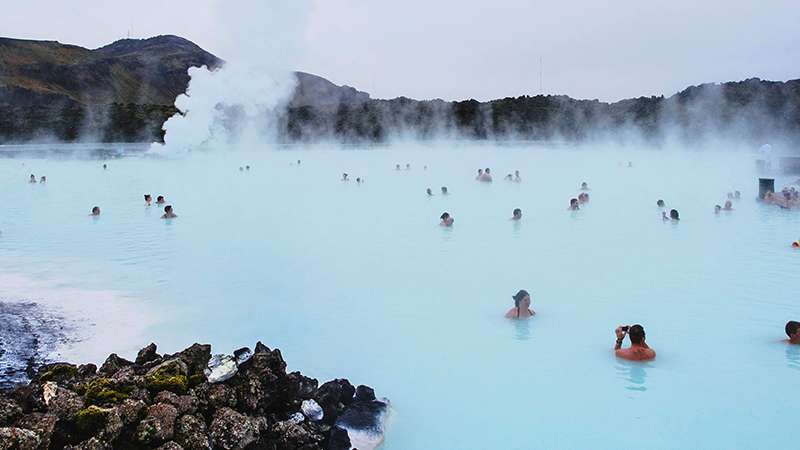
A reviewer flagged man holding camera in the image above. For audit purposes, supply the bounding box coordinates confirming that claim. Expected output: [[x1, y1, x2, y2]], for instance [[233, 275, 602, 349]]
[[614, 325, 656, 361]]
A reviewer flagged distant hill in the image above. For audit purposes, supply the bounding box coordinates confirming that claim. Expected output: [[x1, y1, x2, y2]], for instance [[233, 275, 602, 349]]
[[0, 35, 798, 148]]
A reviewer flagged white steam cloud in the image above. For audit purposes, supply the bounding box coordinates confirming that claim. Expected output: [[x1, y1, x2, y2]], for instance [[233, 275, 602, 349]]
[[153, 0, 313, 153]]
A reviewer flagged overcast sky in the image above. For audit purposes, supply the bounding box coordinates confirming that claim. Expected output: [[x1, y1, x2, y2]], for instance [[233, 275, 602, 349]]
[[2, 0, 799, 102]]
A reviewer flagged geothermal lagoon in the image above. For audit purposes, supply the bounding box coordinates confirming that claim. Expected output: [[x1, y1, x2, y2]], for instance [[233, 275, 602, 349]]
[[2, 143, 799, 449]]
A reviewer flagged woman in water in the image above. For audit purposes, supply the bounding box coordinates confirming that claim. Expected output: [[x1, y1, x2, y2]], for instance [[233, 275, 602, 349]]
[[161, 205, 178, 219], [722, 200, 734, 211], [657, 199, 665, 207], [510, 208, 522, 220], [714, 205, 721, 214], [662, 209, 680, 221], [441, 186, 449, 195], [144, 194, 152, 206], [89, 206, 100, 216], [427, 188, 433, 196], [505, 290, 535, 319], [156, 196, 166, 204], [28, 174, 36, 183], [439, 212, 454, 226]]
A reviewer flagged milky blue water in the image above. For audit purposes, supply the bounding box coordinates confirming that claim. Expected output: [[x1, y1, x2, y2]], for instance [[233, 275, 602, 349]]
[[2, 143, 800, 449]]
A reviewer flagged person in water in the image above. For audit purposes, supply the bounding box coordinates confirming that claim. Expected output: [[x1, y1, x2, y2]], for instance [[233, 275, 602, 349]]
[[722, 200, 734, 211], [734, 190, 741, 199], [394, 165, 401, 171], [441, 186, 449, 195], [475, 169, 483, 180], [568, 198, 579, 210], [578, 193, 587, 204], [103, 164, 107, 170], [161, 205, 178, 219], [503, 173, 513, 181], [661, 209, 679, 221], [356, 177, 362, 183], [39, 176, 45, 184], [239, 167, 244, 172], [405, 164, 412, 170], [714, 205, 721, 214], [783, 321, 800, 345], [439, 212, 454, 226], [89, 206, 100, 216], [509, 208, 522, 220], [342, 173, 349, 181], [657, 199, 665, 207], [581, 182, 589, 190], [144, 194, 152, 206], [28, 174, 36, 183], [614, 324, 655, 361], [514, 171, 521, 182], [480, 168, 493, 182], [246, 165, 250, 171], [156, 196, 166, 204], [427, 188, 433, 196], [505, 290, 535, 319]]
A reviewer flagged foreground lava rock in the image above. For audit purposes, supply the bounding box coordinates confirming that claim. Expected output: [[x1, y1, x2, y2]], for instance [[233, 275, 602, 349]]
[[0, 342, 390, 450]]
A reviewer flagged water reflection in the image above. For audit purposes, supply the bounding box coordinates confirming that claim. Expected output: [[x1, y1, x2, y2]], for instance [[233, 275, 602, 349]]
[[616, 361, 648, 392], [511, 318, 531, 341], [785, 344, 800, 370], [512, 220, 522, 236]]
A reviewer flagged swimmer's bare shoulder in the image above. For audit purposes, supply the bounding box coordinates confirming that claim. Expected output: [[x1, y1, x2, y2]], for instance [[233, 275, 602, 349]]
[[616, 347, 655, 361]]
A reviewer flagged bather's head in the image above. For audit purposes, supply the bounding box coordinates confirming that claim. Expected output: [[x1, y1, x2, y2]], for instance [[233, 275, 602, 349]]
[[786, 321, 800, 338], [628, 325, 646, 344], [657, 199, 665, 207], [513, 208, 521, 218], [440, 212, 450, 220], [512, 290, 530, 307]]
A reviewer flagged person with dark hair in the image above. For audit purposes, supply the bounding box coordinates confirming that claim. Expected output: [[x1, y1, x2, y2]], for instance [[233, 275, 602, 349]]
[[156, 196, 166, 204], [441, 186, 449, 195], [342, 173, 349, 181], [614, 324, 655, 361], [722, 200, 734, 211], [246, 165, 250, 170], [514, 170, 521, 182], [581, 182, 589, 190], [161, 205, 177, 219], [426, 188, 433, 196], [439, 212, 454, 226], [28, 174, 36, 183], [714, 205, 721, 214], [239, 167, 244, 172], [394, 165, 401, 171], [102, 164, 107, 170], [89, 206, 100, 216], [144, 194, 152, 206], [509, 208, 522, 220], [505, 290, 535, 319], [657, 199, 665, 207], [480, 168, 493, 182], [783, 321, 800, 345], [578, 193, 587, 204], [39, 176, 45, 184], [503, 173, 513, 181], [568, 198, 579, 211], [405, 164, 412, 170], [734, 190, 741, 199], [663, 209, 679, 221], [475, 169, 483, 180], [727, 192, 734, 199]]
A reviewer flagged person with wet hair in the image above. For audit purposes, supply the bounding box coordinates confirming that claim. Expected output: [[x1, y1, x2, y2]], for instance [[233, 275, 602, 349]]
[[239, 167, 244, 172], [156, 196, 166, 204], [439, 212, 454, 226], [342, 173, 349, 181], [514, 170, 521, 182], [39, 176, 45, 184], [503, 173, 513, 181], [441, 186, 449, 195], [727, 192, 734, 199], [28, 174, 36, 183], [89, 206, 100, 216], [614, 324, 655, 361], [568, 198, 579, 211], [161, 205, 178, 219], [783, 321, 800, 345], [103, 164, 107, 170], [657, 199, 665, 207], [661, 209, 679, 221], [480, 168, 493, 182], [475, 169, 483, 180], [405, 164, 412, 170], [394, 165, 401, 171], [578, 193, 587, 204], [510, 208, 522, 220], [714, 205, 721, 214], [734, 190, 741, 199], [505, 290, 535, 319], [427, 188, 433, 196], [144, 194, 152, 206], [581, 182, 589, 190], [722, 200, 734, 211]]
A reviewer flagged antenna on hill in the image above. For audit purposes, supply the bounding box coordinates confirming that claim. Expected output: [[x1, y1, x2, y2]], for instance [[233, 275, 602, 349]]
[[539, 58, 542, 95]]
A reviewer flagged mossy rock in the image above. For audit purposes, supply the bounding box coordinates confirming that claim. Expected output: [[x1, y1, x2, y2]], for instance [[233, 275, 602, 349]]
[[76, 406, 110, 433], [38, 364, 79, 382], [145, 360, 188, 395], [81, 378, 132, 406], [187, 373, 207, 388]]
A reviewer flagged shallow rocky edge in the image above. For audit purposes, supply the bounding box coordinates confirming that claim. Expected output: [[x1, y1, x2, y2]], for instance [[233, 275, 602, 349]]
[[0, 342, 391, 450]]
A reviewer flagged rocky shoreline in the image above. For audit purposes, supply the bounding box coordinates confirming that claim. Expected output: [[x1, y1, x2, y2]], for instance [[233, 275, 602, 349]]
[[0, 342, 391, 450]]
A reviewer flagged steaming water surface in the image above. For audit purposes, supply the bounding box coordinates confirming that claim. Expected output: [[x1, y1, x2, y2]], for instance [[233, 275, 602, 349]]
[[2, 143, 799, 449]]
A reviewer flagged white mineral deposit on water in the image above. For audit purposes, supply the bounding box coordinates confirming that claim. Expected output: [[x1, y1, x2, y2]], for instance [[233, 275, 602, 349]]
[[2, 142, 800, 449]]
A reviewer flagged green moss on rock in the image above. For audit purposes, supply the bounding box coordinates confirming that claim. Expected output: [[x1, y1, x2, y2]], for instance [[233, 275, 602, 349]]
[[145, 361, 188, 395], [76, 406, 110, 433], [39, 364, 79, 382], [188, 373, 207, 388], [82, 378, 132, 405]]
